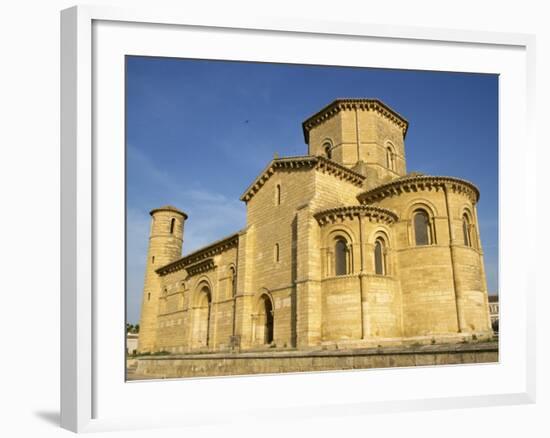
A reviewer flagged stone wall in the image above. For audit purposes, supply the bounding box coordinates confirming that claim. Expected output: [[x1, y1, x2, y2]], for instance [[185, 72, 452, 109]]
[[322, 275, 362, 340], [154, 246, 239, 353], [131, 342, 498, 379]]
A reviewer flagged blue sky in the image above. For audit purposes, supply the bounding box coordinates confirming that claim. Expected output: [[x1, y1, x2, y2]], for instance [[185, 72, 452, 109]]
[[126, 56, 499, 324]]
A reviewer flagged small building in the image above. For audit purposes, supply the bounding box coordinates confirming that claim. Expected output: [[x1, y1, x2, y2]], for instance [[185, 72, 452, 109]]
[[126, 332, 139, 355], [488, 295, 499, 332]]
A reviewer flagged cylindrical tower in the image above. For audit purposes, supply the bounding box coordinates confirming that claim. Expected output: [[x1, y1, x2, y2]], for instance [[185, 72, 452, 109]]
[[138, 205, 187, 353]]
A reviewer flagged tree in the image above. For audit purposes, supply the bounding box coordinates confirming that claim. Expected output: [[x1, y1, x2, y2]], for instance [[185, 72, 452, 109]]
[[126, 323, 139, 334]]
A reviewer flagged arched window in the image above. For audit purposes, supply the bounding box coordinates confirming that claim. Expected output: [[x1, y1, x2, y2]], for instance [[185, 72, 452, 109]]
[[413, 209, 432, 245], [274, 243, 280, 262], [462, 214, 471, 247], [386, 146, 396, 171], [169, 218, 175, 234], [324, 143, 332, 159], [275, 184, 281, 205], [335, 238, 349, 276], [374, 238, 387, 275]]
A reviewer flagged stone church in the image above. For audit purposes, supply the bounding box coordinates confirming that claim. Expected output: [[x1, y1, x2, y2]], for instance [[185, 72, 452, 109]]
[[137, 98, 493, 355]]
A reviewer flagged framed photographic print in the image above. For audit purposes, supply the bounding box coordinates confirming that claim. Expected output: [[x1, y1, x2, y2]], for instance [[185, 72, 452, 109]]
[[61, 4, 536, 433]]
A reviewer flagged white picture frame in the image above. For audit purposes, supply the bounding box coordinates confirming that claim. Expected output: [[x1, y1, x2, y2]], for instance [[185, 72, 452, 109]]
[[60, 5, 536, 433]]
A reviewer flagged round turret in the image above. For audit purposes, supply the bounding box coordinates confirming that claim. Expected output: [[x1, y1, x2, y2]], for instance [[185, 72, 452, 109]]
[[138, 205, 187, 353]]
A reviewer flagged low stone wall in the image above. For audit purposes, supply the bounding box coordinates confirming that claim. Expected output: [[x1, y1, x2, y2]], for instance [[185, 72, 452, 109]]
[[130, 342, 498, 380]]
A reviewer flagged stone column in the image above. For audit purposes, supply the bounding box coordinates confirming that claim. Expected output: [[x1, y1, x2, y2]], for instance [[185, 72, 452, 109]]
[[234, 226, 255, 349], [443, 185, 464, 333], [295, 204, 322, 349]]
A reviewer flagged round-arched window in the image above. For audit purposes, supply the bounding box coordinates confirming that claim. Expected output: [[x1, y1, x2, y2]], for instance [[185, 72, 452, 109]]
[[374, 238, 387, 275], [323, 142, 332, 159], [335, 238, 349, 276], [386, 147, 395, 170], [413, 209, 431, 246]]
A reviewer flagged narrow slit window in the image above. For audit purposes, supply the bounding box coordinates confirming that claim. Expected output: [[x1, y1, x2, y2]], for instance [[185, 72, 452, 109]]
[[230, 268, 237, 297], [275, 243, 280, 262], [462, 214, 471, 247], [169, 218, 175, 234], [386, 147, 393, 170], [275, 184, 281, 205]]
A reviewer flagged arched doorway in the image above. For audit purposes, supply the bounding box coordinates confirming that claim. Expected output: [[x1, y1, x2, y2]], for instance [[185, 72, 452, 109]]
[[193, 285, 212, 348], [255, 294, 274, 345], [263, 296, 274, 345]]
